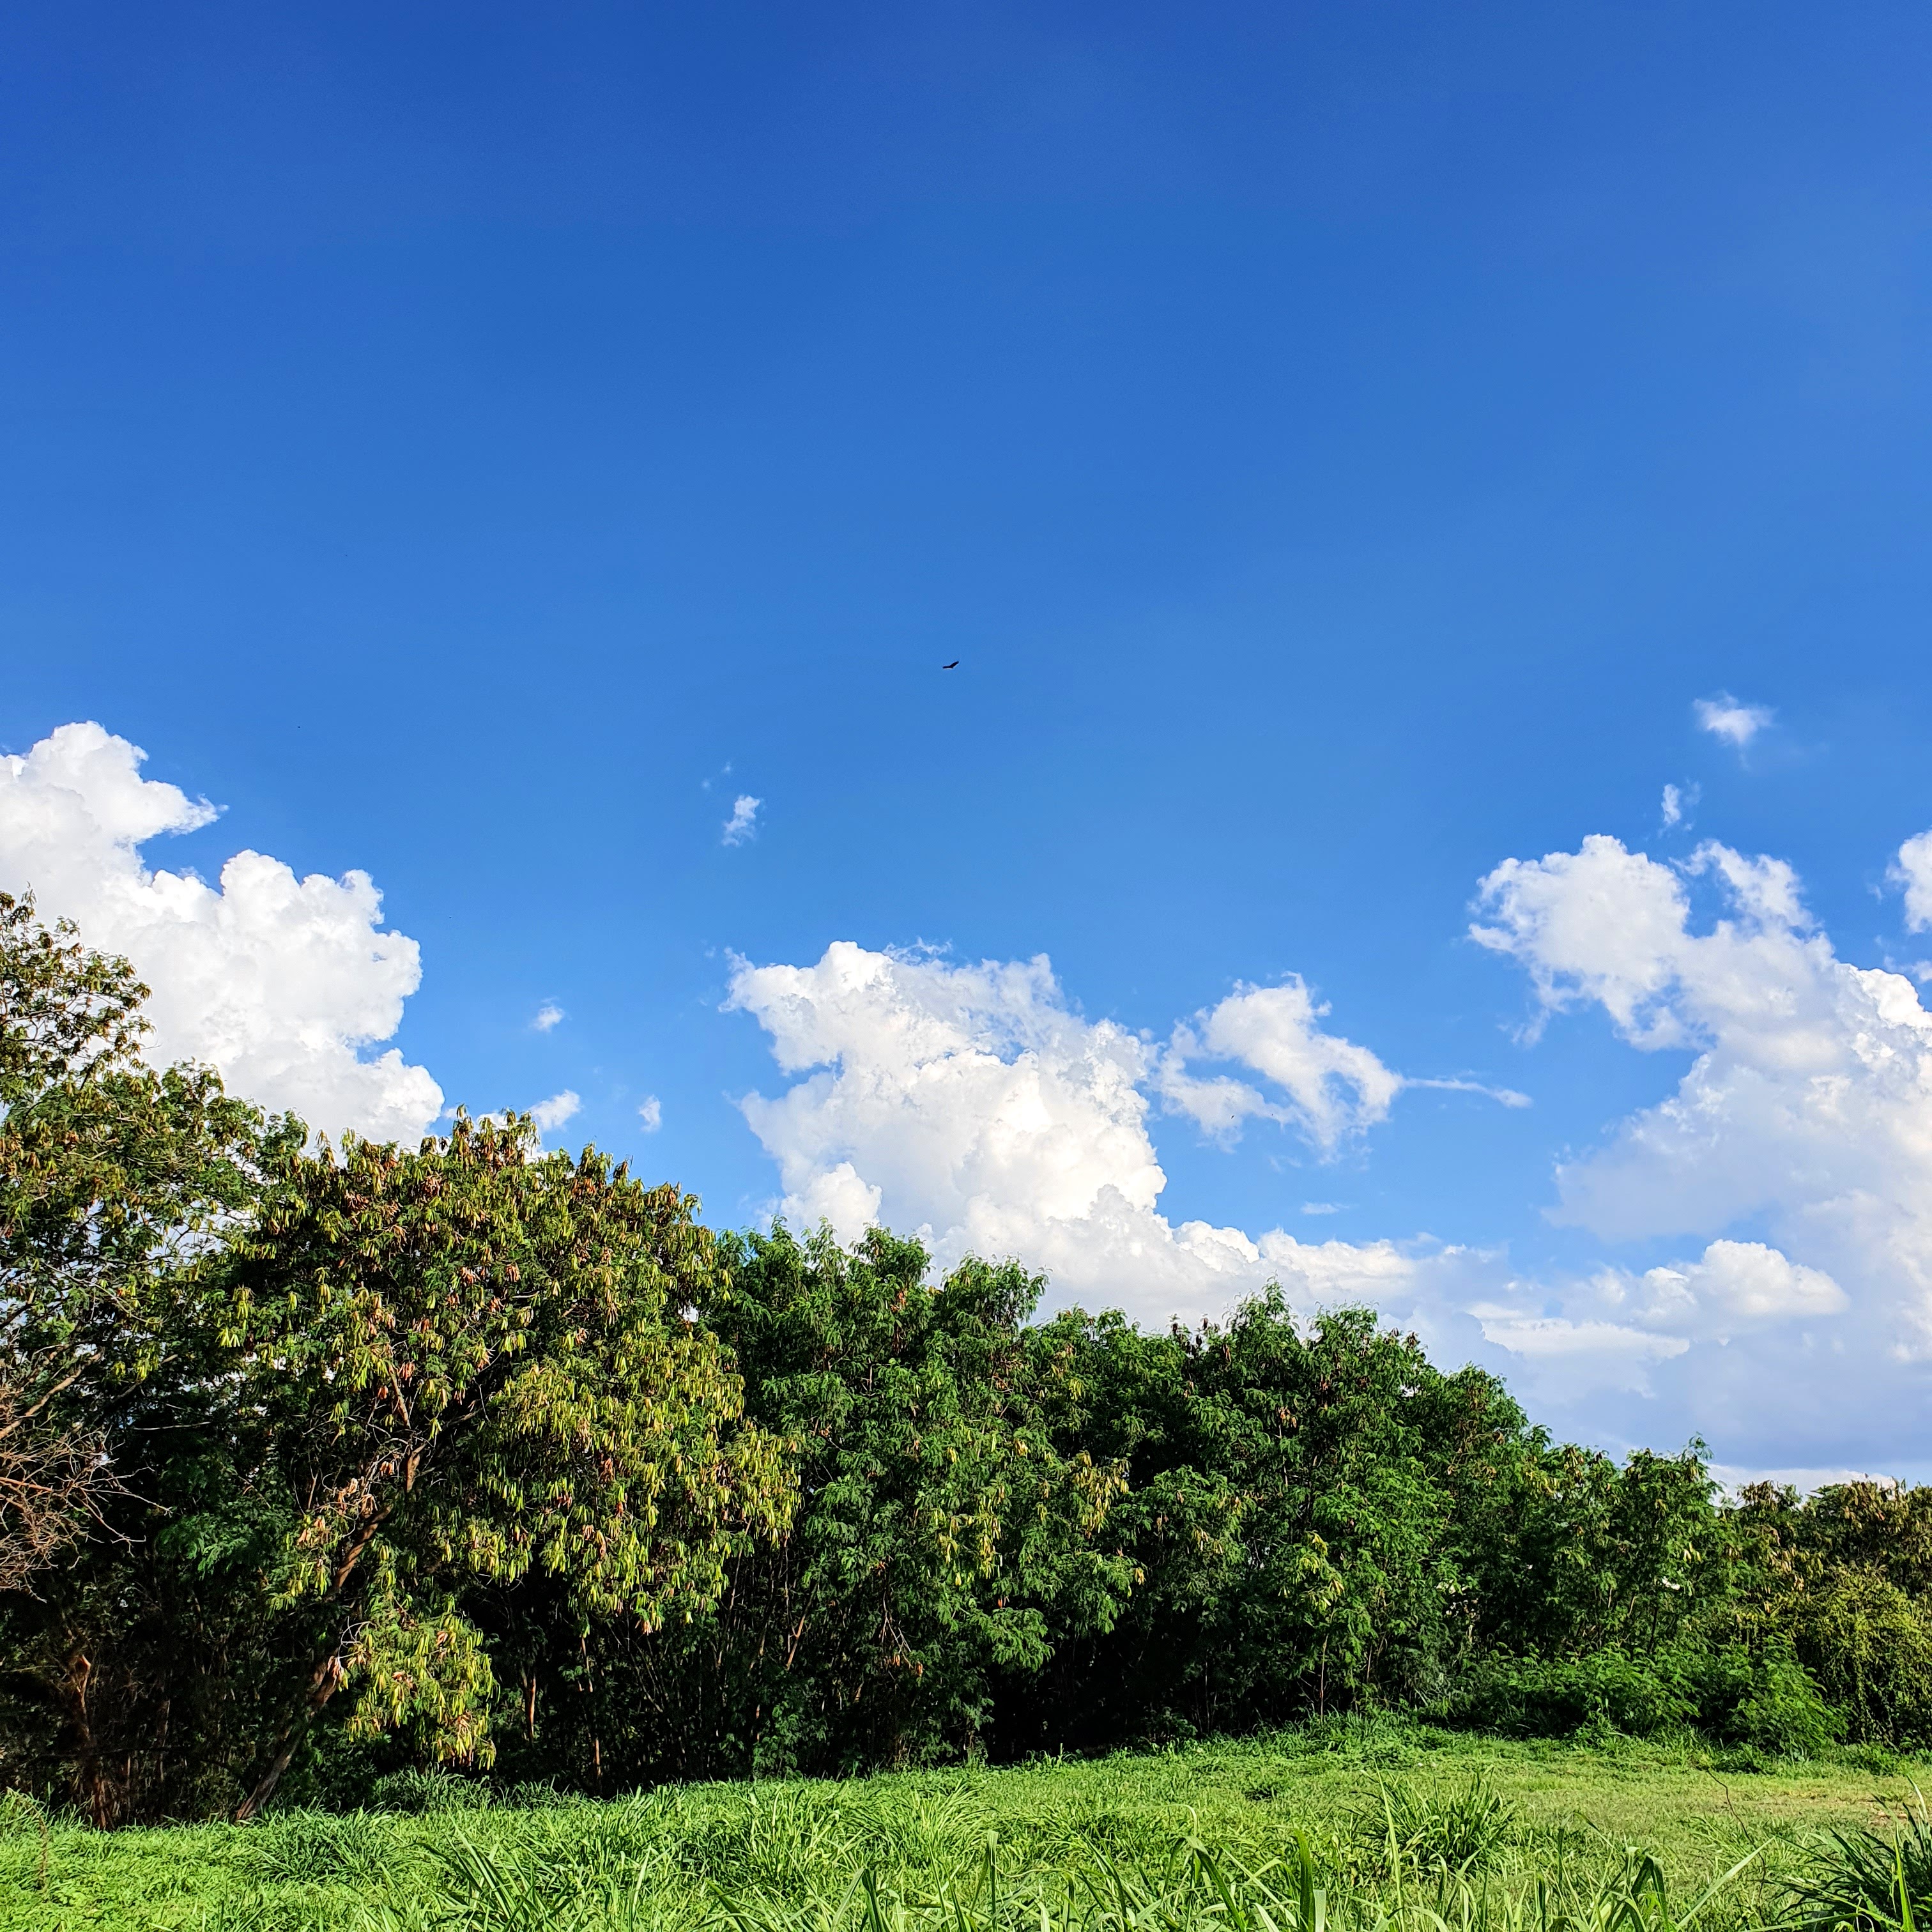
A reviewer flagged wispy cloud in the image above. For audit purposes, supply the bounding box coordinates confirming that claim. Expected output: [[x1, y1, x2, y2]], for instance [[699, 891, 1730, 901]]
[[1406, 1075, 1531, 1108], [532, 1002, 564, 1032], [638, 1095, 663, 1133], [723, 794, 762, 846], [1660, 781, 1700, 829], [1693, 693, 1773, 751]]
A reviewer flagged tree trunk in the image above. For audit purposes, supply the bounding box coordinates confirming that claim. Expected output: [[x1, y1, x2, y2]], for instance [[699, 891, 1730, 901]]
[[234, 1512, 388, 1822], [232, 1648, 345, 1823], [65, 1649, 112, 1830]]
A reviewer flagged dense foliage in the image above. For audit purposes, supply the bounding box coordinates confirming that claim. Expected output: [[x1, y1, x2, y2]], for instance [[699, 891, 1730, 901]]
[[3, 898, 1929, 1823]]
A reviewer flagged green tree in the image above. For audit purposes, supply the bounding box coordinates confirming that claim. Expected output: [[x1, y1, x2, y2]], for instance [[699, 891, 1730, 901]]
[[1484, 1443, 1722, 1660], [533, 1225, 1132, 1780], [1011, 1294, 1496, 1749], [1798, 1567, 1932, 1744], [0, 894, 288, 1825], [218, 1118, 795, 1816], [0, 892, 280, 1591]]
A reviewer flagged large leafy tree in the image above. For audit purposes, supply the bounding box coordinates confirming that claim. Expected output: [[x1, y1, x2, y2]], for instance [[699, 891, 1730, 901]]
[[1005, 1294, 1523, 1749], [1533, 1444, 1718, 1657], [0, 892, 280, 1593], [219, 1119, 796, 1816], [526, 1225, 1133, 1781], [0, 894, 289, 1825], [1718, 1479, 1932, 1744]]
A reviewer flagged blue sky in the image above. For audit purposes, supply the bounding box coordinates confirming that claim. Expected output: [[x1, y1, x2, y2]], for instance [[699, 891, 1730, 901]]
[[6, 2, 1932, 1475]]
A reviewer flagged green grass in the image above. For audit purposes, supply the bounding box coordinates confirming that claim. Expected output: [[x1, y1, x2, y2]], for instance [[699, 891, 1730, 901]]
[[1, 1728, 1926, 1932]]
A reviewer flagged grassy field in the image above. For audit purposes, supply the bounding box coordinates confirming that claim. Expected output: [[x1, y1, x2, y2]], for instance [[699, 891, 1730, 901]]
[[1, 1725, 1925, 1932]]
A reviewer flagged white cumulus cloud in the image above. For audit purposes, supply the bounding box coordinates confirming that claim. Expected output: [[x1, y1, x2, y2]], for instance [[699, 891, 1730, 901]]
[[1153, 977, 1520, 1147], [1473, 831, 1932, 1356], [0, 723, 441, 1141], [722, 795, 762, 846], [1469, 1236, 1851, 1430], [724, 941, 1443, 1328], [1645, 1239, 1848, 1324], [1471, 1308, 1690, 1372], [638, 1095, 663, 1133], [532, 1002, 564, 1032], [1157, 977, 1402, 1152], [1693, 693, 1774, 750], [1891, 829, 1932, 933]]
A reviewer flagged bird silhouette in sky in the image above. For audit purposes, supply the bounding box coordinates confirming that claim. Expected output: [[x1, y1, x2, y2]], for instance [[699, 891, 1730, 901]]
[[941, 659, 960, 670]]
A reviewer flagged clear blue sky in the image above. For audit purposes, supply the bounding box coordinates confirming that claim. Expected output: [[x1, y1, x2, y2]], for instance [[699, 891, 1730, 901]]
[[6, 2, 1932, 1473]]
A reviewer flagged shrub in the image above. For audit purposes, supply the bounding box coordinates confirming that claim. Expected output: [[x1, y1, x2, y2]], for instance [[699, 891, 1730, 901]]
[[1442, 1649, 1698, 1738], [1725, 1651, 1843, 1757], [1800, 1570, 1932, 1745]]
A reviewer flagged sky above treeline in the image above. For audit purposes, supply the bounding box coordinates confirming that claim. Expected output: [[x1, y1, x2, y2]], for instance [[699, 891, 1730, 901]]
[[6, 2, 1932, 1480]]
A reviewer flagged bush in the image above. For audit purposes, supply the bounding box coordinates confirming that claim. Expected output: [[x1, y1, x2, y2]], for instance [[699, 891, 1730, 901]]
[[1800, 1569, 1932, 1745], [1726, 1652, 1843, 1757], [1445, 1643, 1843, 1754], [1443, 1650, 1699, 1738], [1356, 1772, 1517, 1877]]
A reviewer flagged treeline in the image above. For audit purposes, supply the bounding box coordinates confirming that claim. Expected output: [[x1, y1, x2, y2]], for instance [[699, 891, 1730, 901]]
[[3, 894, 1931, 1827]]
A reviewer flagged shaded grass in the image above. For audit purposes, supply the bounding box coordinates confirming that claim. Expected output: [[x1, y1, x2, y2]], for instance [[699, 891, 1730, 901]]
[[0, 1728, 1922, 1932]]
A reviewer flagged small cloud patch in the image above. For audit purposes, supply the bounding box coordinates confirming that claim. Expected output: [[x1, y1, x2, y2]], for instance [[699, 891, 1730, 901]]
[[1660, 781, 1700, 829], [530, 1089, 581, 1133], [723, 795, 762, 846], [1693, 693, 1773, 751]]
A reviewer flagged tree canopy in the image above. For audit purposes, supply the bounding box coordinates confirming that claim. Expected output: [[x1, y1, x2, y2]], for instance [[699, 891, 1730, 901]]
[[0, 898, 1923, 1821]]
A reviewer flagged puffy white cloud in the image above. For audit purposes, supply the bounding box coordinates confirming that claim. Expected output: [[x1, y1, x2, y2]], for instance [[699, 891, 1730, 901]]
[[1158, 977, 1402, 1151], [721, 909, 1905, 1465], [1550, 1239, 1844, 1352], [0, 723, 441, 1140], [722, 795, 761, 846], [532, 1002, 564, 1032], [1154, 977, 1523, 1148], [1892, 829, 1932, 933], [1693, 693, 1774, 749], [724, 941, 1441, 1328], [1646, 1239, 1847, 1323], [1473, 831, 1932, 1354], [529, 1089, 581, 1133], [1467, 1235, 1854, 1439], [637, 1094, 663, 1133]]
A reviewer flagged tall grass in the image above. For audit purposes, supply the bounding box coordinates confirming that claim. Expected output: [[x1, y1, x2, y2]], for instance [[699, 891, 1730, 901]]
[[1779, 1788, 1932, 1932], [0, 1734, 1915, 1932]]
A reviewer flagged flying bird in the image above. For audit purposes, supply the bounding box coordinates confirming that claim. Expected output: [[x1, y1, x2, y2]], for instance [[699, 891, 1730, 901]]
[[941, 659, 960, 670]]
